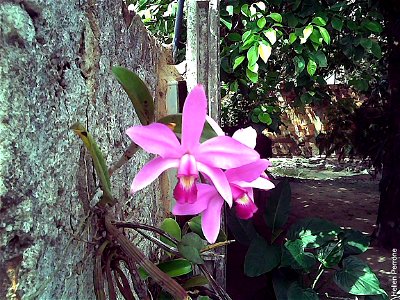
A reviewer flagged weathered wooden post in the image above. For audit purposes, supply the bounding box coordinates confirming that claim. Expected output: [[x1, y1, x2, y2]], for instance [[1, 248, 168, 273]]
[[186, 0, 226, 288]]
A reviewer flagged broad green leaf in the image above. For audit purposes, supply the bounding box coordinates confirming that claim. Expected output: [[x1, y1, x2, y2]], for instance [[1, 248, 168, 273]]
[[371, 41, 382, 59], [334, 256, 387, 296], [225, 5, 233, 16], [312, 17, 326, 26], [257, 17, 267, 29], [281, 240, 316, 271], [288, 282, 319, 300], [265, 180, 291, 231], [264, 28, 277, 45], [317, 26, 330, 44], [139, 259, 192, 279], [310, 30, 323, 45], [289, 32, 297, 44], [272, 269, 298, 300], [182, 275, 209, 289], [242, 30, 252, 42], [314, 51, 327, 67], [227, 33, 242, 42], [360, 38, 373, 50], [307, 59, 317, 76], [293, 56, 306, 74], [233, 55, 246, 70], [244, 235, 281, 277], [226, 209, 257, 245], [112, 66, 154, 125], [247, 45, 259, 67], [71, 123, 114, 205], [258, 112, 272, 125], [331, 17, 343, 31], [158, 114, 218, 142], [160, 218, 181, 247], [317, 241, 344, 268], [246, 68, 259, 83], [331, 2, 347, 11], [286, 218, 342, 248], [300, 25, 313, 44], [343, 229, 370, 255], [230, 81, 239, 93], [247, 62, 259, 73], [349, 79, 369, 91], [268, 13, 282, 23], [177, 233, 205, 264], [363, 20, 383, 34], [241, 4, 250, 17], [259, 43, 272, 63], [187, 216, 227, 243], [286, 13, 299, 27], [220, 17, 232, 30]]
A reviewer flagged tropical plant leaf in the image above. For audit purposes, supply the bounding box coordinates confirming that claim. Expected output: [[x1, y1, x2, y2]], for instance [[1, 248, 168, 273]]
[[287, 282, 319, 300], [71, 122, 114, 205], [342, 229, 370, 256], [265, 179, 291, 231], [112, 66, 154, 125], [334, 256, 387, 296], [226, 209, 257, 245], [317, 241, 344, 268], [286, 218, 342, 248], [244, 235, 281, 277], [281, 239, 316, 271]]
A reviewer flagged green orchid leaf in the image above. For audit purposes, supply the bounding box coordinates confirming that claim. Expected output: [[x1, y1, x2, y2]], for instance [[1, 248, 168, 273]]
[[177, 233, 205, 264], [160, 218, 181, 247], [182, 275, 209, 289], [71, 123, 114, 205], [342, 229, 370, 255], [112, 66, 154, 125], [139, 259, 192, 280]]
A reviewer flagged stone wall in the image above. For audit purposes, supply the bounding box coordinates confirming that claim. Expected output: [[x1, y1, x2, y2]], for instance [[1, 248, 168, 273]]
[[0, 1, 175, 298]]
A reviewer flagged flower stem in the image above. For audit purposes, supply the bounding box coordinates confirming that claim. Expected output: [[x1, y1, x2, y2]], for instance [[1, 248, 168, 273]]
[[312, 263, 324, 290]]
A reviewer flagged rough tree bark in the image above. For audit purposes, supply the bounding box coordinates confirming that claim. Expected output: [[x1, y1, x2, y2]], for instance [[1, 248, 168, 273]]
[[0, 0, 174, 298], [375, 0, 400, 249]]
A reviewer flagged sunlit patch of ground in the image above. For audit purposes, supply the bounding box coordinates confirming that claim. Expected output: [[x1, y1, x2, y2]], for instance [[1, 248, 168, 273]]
[[269, 156, 391, 298]]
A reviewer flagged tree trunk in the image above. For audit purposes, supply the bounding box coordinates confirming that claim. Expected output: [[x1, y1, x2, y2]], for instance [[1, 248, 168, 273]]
[[0, 1, 173, 298], [375, 1, 400, 249]]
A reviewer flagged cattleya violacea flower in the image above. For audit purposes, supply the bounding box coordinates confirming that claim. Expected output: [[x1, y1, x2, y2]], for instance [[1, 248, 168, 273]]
[[126, 84, 260, 208], [173, 126, 275, 242]]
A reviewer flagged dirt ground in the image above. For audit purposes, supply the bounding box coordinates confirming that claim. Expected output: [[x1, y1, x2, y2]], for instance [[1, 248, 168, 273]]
[[288, 176, 392, 298], [270, 157, 393, 299]]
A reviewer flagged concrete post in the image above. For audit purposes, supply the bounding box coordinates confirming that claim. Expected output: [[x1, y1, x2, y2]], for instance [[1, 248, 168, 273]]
[[186, 0, 226, 289]]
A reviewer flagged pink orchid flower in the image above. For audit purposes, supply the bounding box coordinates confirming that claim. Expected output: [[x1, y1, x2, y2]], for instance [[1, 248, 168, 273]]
[[126, 85, 260, 207], [173, 158, 274, 242], [173, 126, 274, 243]]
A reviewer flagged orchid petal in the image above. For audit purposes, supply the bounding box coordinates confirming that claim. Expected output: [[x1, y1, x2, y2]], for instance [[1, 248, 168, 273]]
[[235, 193, 258, 220], [181, 85, 207, 151], [198, 162, 232, 206], [232, 126, 257, 149], [130, 157, 179, 193], [197, 136, 260, 169], [126, 123, 181, 158], [226, 159, 272, 183], [202, 195, 224, 243], [236, 177, 275, 190]]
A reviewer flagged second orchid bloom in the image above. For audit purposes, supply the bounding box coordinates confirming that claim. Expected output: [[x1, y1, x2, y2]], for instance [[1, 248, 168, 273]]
[[126, 85, 274, 243]]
